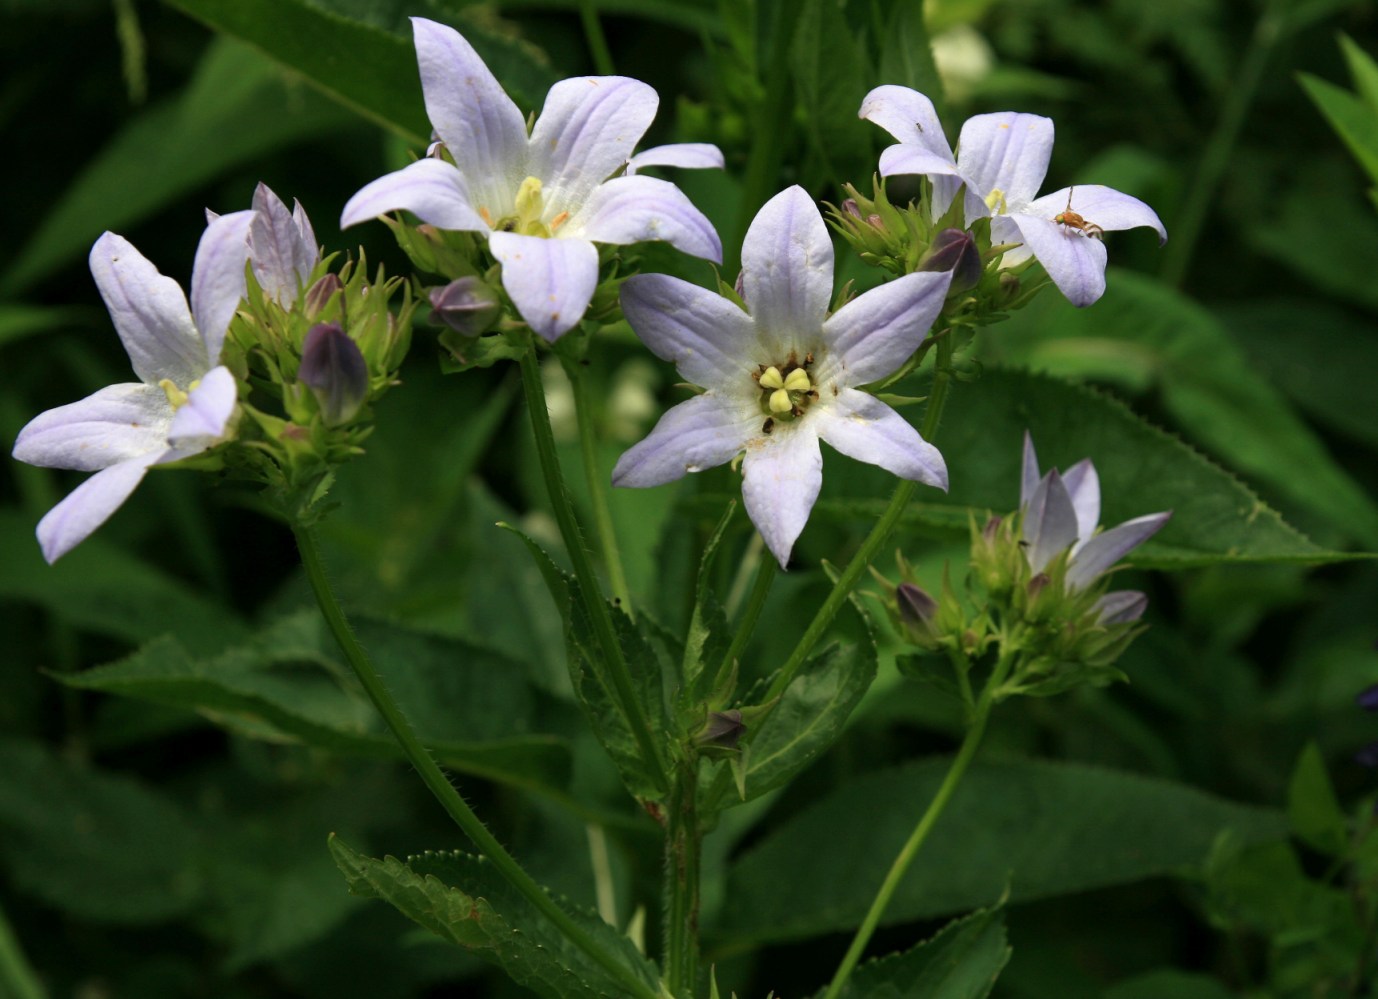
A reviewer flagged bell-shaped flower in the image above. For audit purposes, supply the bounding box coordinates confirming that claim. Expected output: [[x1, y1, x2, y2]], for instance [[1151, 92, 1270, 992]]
[[340, 17, 722, 341], [860, 86, 1166, 307], [1019, 432, 1171, 617], [612, 186, 952, 568], [12, 212, 255, 562]]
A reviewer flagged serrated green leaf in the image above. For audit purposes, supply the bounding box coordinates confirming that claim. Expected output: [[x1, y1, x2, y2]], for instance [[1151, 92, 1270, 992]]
[[2, 38, 354, 295], [715, 759, 1286, 948], [1300, 71, 1378, 184], [814, 905, 1010, 999], [1287, 743, 1348, 857], [329, 836, 661, 999], [790, 0, 870, 174]]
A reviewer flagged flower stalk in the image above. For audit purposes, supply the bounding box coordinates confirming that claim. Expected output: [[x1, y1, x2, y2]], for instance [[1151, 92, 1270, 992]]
[[571, 358, 635, 618], [663, 763, 703, 998]]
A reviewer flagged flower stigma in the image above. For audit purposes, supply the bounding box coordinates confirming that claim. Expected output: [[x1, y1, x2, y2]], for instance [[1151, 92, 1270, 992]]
[[753, 354, 817, 422], [158, 377, 200, 409], [984, 187, 1009, 214], [485, 176, 562, 237]]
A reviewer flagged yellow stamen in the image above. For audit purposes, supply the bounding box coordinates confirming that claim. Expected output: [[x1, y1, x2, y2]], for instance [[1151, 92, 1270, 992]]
[[984, 187, 1008, 214], [158, 378, 189, 409], [515, 176, 544, 219], [769, 388, 793, 414], [783, 368, 811, 392], [758, 366, 785, 390]]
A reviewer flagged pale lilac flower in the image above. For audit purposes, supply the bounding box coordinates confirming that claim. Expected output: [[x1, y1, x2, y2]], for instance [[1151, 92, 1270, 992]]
[[860, 85, 1167, 307], [341, 17, 722, 341], [613, 186, 952, 568], [626, 143, 724, 175], [12, 212, 256, 562], [1019, 432, 1171, 617], [206, 183, 319, 305]]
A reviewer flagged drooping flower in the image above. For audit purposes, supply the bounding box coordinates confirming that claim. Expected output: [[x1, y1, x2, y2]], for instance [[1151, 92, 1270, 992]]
[[12, 211, 258, 562], [612, 186, 952, 568], [859, 85, 1167, 307], [340, 17, 723, 341], [1019, 432, 1171, 619]]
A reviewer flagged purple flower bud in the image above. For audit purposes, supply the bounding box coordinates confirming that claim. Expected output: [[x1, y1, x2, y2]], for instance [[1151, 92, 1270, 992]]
[[303, 273, 343, 319], [842, 198, 862, 219], [896, 582, 938, 627], [693, 710, 746, 751], [299, 323, 368, 426], [428, 277, 501, 337], [1357, 684, 1378, 712], [918, 228, 982, 293]]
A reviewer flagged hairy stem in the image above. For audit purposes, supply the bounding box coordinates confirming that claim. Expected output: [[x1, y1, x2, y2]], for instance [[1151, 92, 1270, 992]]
[[663, 765, 703, 997], [293, 524, 659, 999]]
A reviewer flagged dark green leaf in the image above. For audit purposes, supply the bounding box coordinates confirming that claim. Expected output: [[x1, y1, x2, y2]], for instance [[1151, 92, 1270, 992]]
[[1286, 743, 1348, 856], [1300, 71, 1378, 184], [790, 0, 870, 174], [1103, 970, 1235, 999], [878, 3, 946, 122]]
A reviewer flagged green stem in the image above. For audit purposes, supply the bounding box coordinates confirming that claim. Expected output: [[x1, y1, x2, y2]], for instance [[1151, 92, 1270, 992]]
[[519, 344, 670, 793], [663, 765, 702, 997], [578, 0, 616, 76], [819, 681, 996, 999], [572, 366, 634, 618], [715, 555, 778, 692], [0, 901, 45, 999], [1160, 0, 1283, 287], [293, 525, 659, 999]]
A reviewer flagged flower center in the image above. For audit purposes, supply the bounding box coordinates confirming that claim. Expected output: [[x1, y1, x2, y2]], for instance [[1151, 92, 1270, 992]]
[[984, 187, 1009, 215], [482, 177, 571, 238], [752, 353, 817, 431], [158, 377, 199, 410]]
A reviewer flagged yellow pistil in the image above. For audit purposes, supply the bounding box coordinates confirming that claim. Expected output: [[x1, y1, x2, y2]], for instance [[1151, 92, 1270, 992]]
[[769, 388, 793, 414], [984, 187, 1009, 215], [783, 367, 811, 392], [157, 377, 199, 409], [759, 366, 785, 390], [754, 359, 817, 421]]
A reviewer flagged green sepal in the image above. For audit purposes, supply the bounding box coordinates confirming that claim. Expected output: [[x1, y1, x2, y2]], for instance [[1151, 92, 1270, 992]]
[[438, 326, 528, 373]]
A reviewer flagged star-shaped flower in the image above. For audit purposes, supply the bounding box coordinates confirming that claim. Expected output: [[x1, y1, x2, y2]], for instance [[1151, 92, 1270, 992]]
[[613, 186, 952, 568], [341, 17, 722, 341], [1019, 432, 1171, 620], [860, 85, 1167, 307], [12, 210, 257, 562]]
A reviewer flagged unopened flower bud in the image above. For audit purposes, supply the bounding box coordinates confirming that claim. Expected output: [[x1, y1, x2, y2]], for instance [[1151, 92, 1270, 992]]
[[866, 213, 885, 231], [304, 273, 343, 319], [1094, 590, 1148, 625], [842, 198, 862, 219], [896, 582, 938, 627], [428, 278, 501, 337], [693, 710, 746, 752], [299, 323, 368, 426], [919, 228, 982, 293]]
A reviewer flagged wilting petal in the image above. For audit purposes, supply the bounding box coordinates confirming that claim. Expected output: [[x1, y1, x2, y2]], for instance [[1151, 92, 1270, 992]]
[[1020, 431, 1040, 508], [620, 273, 757, 389], [813, 389, 946, 489], [340, 159, 488, 232], [1061, 458, 1100, 549], [1066, 511, 1171, 590], [627, 143, 724, 174], [411, 17, 527, 212], [1024, 469, 1079, 573], [859, 86, 949, 152], [739, 186, 833, 357], [529, 76, 658, 215], [89, 232, 203, 390], [191, 210, 255, 366], [568, 175, 721, 263], [1094, 590, 1148, 624], [13, 383, 172, 472], [167, 366, 236, 452], [612, 393, 758, 487], [488, 231, 600, 340], [1027, 185, 1167, 243], [741, 427, 823, 569], [818, 270, 951, 386], [35, 450, 163, 563], [1009, 213, 1108, 307], [250, 182, 319, 304], [957, 112, 1054, 217]]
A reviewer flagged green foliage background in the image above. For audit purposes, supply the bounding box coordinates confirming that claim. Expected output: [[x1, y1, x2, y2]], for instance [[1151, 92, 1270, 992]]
[[2, 0, 1377, 996]]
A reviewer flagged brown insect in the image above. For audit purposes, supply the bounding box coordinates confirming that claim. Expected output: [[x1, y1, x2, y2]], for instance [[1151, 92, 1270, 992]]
[[1052, 187, 1103, 239]]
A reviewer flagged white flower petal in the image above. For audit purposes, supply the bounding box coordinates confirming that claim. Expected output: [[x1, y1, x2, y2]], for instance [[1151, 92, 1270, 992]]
[[1094, 590, 1148, 624], [191, 209, 255, 366], [741, 426, 823, 569], [627, 143, 724, 174], [859, 86, 949, 152], [1020, 431, 1040, 509], [1024, 469, 1079, 573], [739, 186, 833, 357], [612, 393, 758, 487], [250, 182, 319, 304], [620, 273, 757, 389], [529, 76, 658, 215], [488, 231, 600, 341], [956, 112, 1054, 214], [992, 215, 1031, 266], [818, 270, 951, 387], [35, 450, 164, 563], [566, 175, 721, 263], [1066, 511, 1171, 590], [1010, 213, 1108, 307], [167, 366, 237, 452], [12, 383, 172, 472], [340, 158, 489, 232], [89, 232, 203, 389], [1026, 185, 1167, 243], [412, 17, 528, 213], [1061, 458, 1101, 550], [813, 388, 947, 489]]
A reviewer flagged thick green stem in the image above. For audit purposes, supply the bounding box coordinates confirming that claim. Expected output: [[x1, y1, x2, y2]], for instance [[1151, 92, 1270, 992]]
[[663, 766, 702, 998], [578, 0, 616, 76], [293, 525, 659, 999], [519, 344, 670, 792], [715, 555, 778, 691], [571, 366, 634, 618]]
